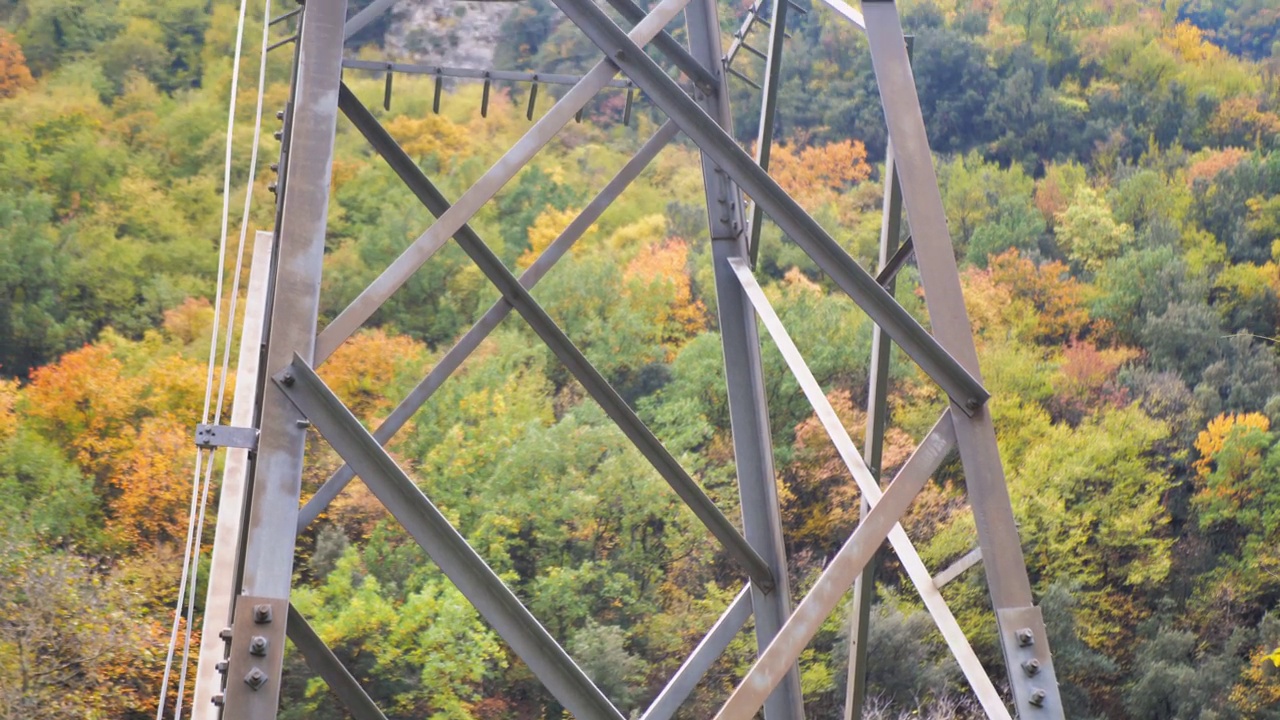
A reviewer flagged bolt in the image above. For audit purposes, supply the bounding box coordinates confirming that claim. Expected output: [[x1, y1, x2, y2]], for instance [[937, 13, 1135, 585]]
[[267, 181, 278, 194], [219, 627, 233, 641], [245, 667, 269, 690], [212, 694, 225, 707], [273, 130, 283, 141], [249, 635, 268, 657], [1028, 688, 1046, 708], [1022, 658, 1041, 676], [215, 660, 228, 674], [270, 162, 279, 172], [281, 372, 295, 387], [613, 49, 625, 61], [1016, 627, 1035, 647], [965, 396, 981, 412], [253, 603, 273, 624], [296, 419, 311, 429], [276, 110, 285, 120]]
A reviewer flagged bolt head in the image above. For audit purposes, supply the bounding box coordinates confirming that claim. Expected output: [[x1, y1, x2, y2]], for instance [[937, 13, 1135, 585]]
[[276, 110, 285, 120], [273, 130, 283, 141], [1028, 688, 1047, 707], [281, 372, 295, 387], [215, 660, 228, 674], [253, 603, 274, 623], [219, 627, 233, 641], [1022, 658, 1041, 676], [249, 635, 269, 656], [245, 667, 269, 690], [212, 694, 225, 707], [1016, 627, 1035, 647]]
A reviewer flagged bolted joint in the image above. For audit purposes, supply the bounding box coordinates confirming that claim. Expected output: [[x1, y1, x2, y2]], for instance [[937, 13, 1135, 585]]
[[253, 603, 274, 624], [1028, 688, 1047, 708], [1022, 658, 1041, 676], [249, 635, 269, 657], [1016, 627, 1035, 647], [245, 667, 269, 691]]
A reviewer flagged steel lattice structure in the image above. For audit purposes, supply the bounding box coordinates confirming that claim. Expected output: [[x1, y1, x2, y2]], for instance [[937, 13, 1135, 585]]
[[192, 0, 1068, 717]]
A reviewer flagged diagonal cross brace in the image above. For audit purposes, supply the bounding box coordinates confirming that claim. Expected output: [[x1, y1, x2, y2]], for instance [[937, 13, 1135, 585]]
[[275, 355, 627, 720], [544, 0, 988, 415], [601, 0, 718, 89], [713, 414, 956, 720], [730, 257, 1012, 718], [330, 89, 773, 591], [316, 0, 690, 359], [297, 118, 680, 531]]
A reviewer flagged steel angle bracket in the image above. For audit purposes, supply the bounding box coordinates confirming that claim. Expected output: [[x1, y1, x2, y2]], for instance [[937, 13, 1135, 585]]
[[195, 423, 259, 450]]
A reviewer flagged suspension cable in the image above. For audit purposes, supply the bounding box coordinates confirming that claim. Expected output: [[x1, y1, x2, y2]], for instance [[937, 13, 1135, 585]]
[[156, 0, 255, 714]]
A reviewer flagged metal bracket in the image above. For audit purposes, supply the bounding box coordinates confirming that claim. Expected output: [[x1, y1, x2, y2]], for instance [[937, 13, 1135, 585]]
[[195, 423, 260, 451], [996, 606, 1064, 718]]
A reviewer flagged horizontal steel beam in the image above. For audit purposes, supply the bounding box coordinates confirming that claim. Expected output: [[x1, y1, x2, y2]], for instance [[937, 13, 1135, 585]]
[[545, 0, 988, 414], [714, 415, 953, 720], [275, 356, 626, 720], [286, 605, 390, 720], [639, 586, 752, 720], [296, 120, 679, 531], [342, 58, 636, 90]]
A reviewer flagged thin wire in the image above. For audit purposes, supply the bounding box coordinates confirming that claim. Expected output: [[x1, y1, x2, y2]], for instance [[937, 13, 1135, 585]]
[[170, 0, 276, 715], [156, 0, 253, 713]]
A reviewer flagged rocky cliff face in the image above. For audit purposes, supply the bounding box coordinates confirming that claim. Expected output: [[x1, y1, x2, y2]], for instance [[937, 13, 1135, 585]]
[[384, 0, 517, 69]]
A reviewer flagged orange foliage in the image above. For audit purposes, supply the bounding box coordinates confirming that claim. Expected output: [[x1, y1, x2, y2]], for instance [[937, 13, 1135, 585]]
[[623, 239, 707, 347], [0, 29, 34, 98], [1186, 147, 1250, 186], [109, 417, 197, 546], [24, 345, 145, 481], [1193, 412, 1271, 478], [767, 139, 872, 208], [783, 389, 916, 547], [1049, 340, 1139, 423], [320, 329, 430, 420], [986, 250, 1090, 342], [0, 377, 17, 442]]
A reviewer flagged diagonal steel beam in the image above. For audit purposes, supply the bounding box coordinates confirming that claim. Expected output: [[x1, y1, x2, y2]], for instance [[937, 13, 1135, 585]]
[[542, 0, 988, 415], [296, 120, 679, 531], [639, 586, 752, 720], [859, 4, 1062, 716], [275, 356, 627, 720], [713, 414, 955, 720], [328, 90, 772, 590], [343, 0, 397, 41], [286, 605, 390, 720], [729, 257, 1012, 719], [316, 0, 690, 360], [601, 0, 718, 90]]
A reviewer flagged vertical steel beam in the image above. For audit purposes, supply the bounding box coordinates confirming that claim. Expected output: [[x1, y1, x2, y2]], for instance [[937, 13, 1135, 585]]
[[193, 231, 274, 719], [747, 0, 789, 264], [221, 1, 347, 717], [843, 140, 903, 720], [682, 0, 804, 716], [860, 2, 1063, 716]]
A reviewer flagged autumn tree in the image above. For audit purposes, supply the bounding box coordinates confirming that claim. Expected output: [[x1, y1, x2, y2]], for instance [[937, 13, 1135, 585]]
[[0, 30, 34, 98]]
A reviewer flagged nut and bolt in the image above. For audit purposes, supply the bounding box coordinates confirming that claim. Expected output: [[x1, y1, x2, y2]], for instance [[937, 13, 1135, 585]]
[[281, 372, 295, 387], [215, 660, 229, 674], [1016, 627, 1035, 647], [219, 627, 233, 641], [267, 182, 278, 194], [245, 667, 269, 690], [1022, 658, 1041, 676], [253, 603, 274, 624], [1028, 688, 1047, 708], [249, 635, 269, 657], [276, 110, 285, 120], [273, 130, 283, 141], [296, 419, 311, 429], [212, 694, 225, 707]]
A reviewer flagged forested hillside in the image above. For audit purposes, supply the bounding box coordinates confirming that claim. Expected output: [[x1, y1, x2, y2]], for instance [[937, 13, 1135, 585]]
[[1, 0, 1279, 717]]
